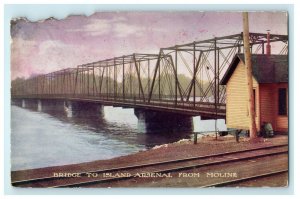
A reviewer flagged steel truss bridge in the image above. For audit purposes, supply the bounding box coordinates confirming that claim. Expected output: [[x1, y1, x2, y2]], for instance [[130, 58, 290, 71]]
[[11, 32, 288, 119]]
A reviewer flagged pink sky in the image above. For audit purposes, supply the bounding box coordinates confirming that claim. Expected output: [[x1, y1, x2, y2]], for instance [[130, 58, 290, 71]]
[[10, 11, 288, 80]]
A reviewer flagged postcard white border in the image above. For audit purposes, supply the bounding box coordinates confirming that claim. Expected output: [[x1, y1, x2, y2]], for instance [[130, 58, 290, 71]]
[[2, 3, 296, 196]]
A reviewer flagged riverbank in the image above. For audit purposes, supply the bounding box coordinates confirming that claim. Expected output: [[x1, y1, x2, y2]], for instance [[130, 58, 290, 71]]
[[11, 133, 288, 187]]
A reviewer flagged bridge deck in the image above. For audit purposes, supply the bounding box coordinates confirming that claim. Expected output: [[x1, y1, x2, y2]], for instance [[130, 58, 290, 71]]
[[12, 94, 225, 119]]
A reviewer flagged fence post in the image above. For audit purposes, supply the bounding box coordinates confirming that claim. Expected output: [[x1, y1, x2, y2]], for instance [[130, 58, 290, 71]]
[[194, 132, 197, 144]]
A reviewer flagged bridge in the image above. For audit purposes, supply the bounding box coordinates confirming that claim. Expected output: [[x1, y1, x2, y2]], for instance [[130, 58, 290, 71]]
[[11, 32, 288, 131]]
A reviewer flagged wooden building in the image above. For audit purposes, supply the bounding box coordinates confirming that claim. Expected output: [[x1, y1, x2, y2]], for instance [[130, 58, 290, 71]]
[[220, 54, 288, 133]]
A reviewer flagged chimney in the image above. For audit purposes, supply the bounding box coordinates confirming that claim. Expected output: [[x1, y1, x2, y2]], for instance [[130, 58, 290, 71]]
[[266, 30, 271, 55]]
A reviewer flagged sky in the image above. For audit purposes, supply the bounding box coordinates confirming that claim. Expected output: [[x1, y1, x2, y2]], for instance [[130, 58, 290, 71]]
[[10, 11, 288, 80]]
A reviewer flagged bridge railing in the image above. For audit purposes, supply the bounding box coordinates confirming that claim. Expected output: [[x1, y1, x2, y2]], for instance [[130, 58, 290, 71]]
[[12, 93, 226, 114]]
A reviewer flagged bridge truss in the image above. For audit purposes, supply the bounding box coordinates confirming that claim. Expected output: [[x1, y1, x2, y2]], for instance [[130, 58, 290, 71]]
[[11, 32, 288, 118]]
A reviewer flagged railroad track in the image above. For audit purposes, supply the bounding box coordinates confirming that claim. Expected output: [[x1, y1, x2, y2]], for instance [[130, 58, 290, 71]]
[[11, 144, 288, 188]]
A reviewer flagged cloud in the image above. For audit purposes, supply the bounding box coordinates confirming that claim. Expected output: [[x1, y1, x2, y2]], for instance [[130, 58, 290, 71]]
[[85, 20, 110, 36], [11, 37, 39, 79], [11, 37, 38, 56], [113, 22, 143, 38], [32, 40, 85, 72], [67, 17, 144, 38], [31, 39, 110, 74], [67, 18, 111, 36], [38, 40, 68, 55]]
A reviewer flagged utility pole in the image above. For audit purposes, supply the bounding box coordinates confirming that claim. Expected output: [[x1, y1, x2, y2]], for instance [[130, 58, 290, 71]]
[[243, 12, 257, 139]]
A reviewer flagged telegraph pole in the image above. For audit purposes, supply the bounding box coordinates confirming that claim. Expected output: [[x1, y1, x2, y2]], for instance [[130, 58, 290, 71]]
[[242, 12, 257, 139]]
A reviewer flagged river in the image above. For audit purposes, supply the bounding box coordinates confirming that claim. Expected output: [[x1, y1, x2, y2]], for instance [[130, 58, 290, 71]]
[[11, 105, 226, 171]]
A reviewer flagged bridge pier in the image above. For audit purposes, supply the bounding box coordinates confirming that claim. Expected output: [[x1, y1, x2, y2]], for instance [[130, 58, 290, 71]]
[[134, 109, 193, 133], [22, 99, 26, 108], [37, 100, 42, 111], [12, 98, 104, 118]]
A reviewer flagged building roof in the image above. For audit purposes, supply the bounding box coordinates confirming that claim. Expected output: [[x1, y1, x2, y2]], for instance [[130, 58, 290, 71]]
[[220, 54, 288, 85]]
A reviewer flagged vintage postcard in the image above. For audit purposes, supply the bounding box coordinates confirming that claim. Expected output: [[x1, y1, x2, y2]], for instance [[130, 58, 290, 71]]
[[10, 11, 288, 188]]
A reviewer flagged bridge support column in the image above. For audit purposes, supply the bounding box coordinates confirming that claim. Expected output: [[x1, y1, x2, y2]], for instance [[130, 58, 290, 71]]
[[67, 101, 103, 117], [22, 99, 26, 108], [134, 109, 193, 133], [37, 100, 42, 112]]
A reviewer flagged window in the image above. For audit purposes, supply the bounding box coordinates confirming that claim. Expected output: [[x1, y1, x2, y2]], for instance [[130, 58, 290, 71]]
[[278, 88, 287, 115]]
